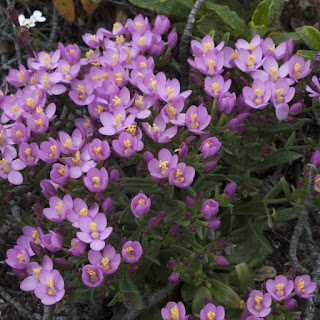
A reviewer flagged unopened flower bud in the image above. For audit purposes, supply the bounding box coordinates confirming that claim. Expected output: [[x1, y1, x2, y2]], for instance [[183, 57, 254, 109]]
[[169, 224, 179, 235], [185, 212, 192, 220], [54, 257, 68, 267], [285, 298, 297, 311], [168, 272, 179, 283], [208, 218, 221, 230], [204, 160, 217, 173], [216, 255, 229, 265], [167, 28, 178, 47], [167, 259, 176, 268], [123, 298, 132, 307], [102, 196, 113, 213], [110, 169, 120, 182], [190, 224, 196, 232], [148, 217, 158, 227], [95, 192, 104, 201], [117, 183, 124, 191]]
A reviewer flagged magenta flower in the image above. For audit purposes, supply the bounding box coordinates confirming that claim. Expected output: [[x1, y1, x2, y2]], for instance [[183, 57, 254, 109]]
[[88, 244, 121, 275], [201, 199, 219, 219], [266, 275, 293, 301], [235, 47, 264, 73], [160, 97, 186, 126], [77, 213, 112, 251], [27, 113, 49, 134], [34, 269, 65, 305], [6, 245, 30, 270], [148, 148, 178, 179], [19, 142, 40, 166], [62, 149, 97, 179], [262, 37, 286, 60], [112, 132, 138, 157], [168, 163, 195, 188], [294, 275, 316, 298], [69, 79, 95, 106], [58, 43, 81, 64], [39, 138, 61, 163], [82, 32, 103, 48], [121, 241, 142, 263], [130, 191, 151, 218], [56, 60, 80, 83], [132, 30, 153, 52], [43, 194, 73, 222], [81, 264, 104, 287], [68, 238, 86, 257], [161, 301, 188, 320], [67, 199, 99, 228], [235, 35, 262, 51], [59, 129, 84, 154], [153, 15, 170, 35], [288, 54, 311, 82], [219, 92, 236, 114], [306, 75, 320, 102], [142, 115, 178, 143], [16, 226, 44, 256], [157, 78, 192, 102], [28, 50, 60, 70], [190, 35, 224, 56], [84, 167, 109, 193], [88, 139, 111, 161], [243, 79, 271, 109], [50, 163, 70, 186], [128, 93, 153, 119], [43, 230, 63, 253], [205, 74, 231, 98], [200, 303, 225, 320], [6, 64, 30, 87], [99, 106, 136, 136], [185, 105, 211, 134], [199, 137, 221, 159], [192, 49, 225, 76], [20, 255, 53, 292], [0, 146, 26, 185], [270, 78, 295, 107], [246, 290, 271, 317]]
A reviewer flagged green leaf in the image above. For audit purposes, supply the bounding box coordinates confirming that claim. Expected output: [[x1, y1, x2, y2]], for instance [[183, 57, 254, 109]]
[[205, 3, 251, 40], [144, 255, 161, 265], [297, 49, 317, 61], [119, 273, 142, 310], [181, 283, 195, 303], [270, 32, 300, 45], [250, 226, 273, 254], [207, 278, 241, 308], [108, 292, 120, 307], [170, 244, 195, 257], [295, 26, 320, 51], [250, 0, 274, 28], [285, 132, 296, 148], [280, 177, 291, 199], [250, 150, 302, 172], [139, 306, 162, 320], [192, 286, 212, 315], [263, 179, 283, 200], [235, 262, 253, 293], [127, 0, 192, 18], [268, 0, 284, 25]]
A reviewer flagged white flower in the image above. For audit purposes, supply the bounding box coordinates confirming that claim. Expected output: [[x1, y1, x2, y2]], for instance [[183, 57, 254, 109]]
[[18, 10, 46, 28]]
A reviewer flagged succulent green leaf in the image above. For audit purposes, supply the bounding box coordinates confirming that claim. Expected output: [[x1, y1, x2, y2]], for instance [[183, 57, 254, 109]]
[[250, 0, 275, 28], [297, 49, 317, 60], [192, 286, 212, 315], [270, 32, 300, 45], [295, 26, 320, 51], [205, 3, 251, 40]]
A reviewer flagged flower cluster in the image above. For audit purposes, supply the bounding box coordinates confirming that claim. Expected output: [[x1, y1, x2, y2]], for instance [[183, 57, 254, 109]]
[[189, 34, 310, 121], [241, 273, 316, 319]]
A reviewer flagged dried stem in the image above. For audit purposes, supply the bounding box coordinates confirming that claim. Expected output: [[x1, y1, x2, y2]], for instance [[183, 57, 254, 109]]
[[180, 0, 206, 91], [289, 163, 317, 274]]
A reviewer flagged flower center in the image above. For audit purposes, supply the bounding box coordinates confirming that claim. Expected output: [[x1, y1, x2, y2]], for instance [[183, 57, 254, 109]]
[[170, 305, 179, 319]]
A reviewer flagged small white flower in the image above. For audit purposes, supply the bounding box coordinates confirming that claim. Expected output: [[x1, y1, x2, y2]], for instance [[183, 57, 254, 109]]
[[30, 10, 46, 23], [18, 10, 46, 28]]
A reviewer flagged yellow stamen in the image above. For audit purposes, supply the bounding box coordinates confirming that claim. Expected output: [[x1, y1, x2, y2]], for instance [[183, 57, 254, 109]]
[[170, 305, 179, 319]]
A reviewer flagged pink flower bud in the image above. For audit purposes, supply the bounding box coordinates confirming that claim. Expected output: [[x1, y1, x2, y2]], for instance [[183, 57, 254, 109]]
[[185, 197, 194, 208], [168, 272, 179, 283], [216, 255, 229, 265], [110, 169, 120, 182], [102, 196, 113, 213], [143, 151, 154, 163], [54, 257, 68, 267], [285, 298, 297, 311], [95, 192, 104, 201], [148, 217, 158, 227], [167, 28, 178, 47]]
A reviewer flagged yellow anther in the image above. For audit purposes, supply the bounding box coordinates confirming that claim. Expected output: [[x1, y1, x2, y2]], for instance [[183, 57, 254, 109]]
[[140, 61, 147, 68], [102, 257, 110, 270], [16, 130, 23, 139], [17, 253, 25, 263], [87, 268, 98, 283], [113, 22, 119, 30], [167, 86, 174, 99], [166, 104, 176, 118], [207, 311, 216, 320], [159, 160, 168, 174], [139, 37, 145, 46], [91, 34, 97, 41], [208, 59, 215, 73], [12, 105, 19, 112], [268, 44, 275, 51], [190, 113, 197, 122], [297, 278, 305, 290], [124, 139, 131, 148], [94, 146, 102, 155], [150, 78, 157, 88], [231, 49, 238, 59], [135, 95, 144, 108], [43, 54, 51, 65], [33, 267, 42, 280], [212, 83, 219, 93], [36, 106, 45, 115], [64, 139, 72, 149], [80, 208, 88, 215], [62, 66, 68, 73], [24, 148, 31, 155], [55, 201, 63, 216], [71, 241, 78, 250], [78, 85, 85, 93], [135, 21, 142, 29], [254, 296, 262, 304], [90, 222, 97, 231], [126, 125, 137, 136], [249, 43, 255, 50], [86, 49, 94, 60], [116, 35, 124, 45], [26, 98, 35, 107], [72, 151, 82, 165], [115, 73, 122, 84], [34, 118, 43, 128], [255, 88, 262, 97], [112, 96, 121, 106], [70, 49, 75, 55], [112, 54, 118, 62], [125, 246, 135, 258], [170, 305, 179, 319], [138, 199, 145, 205], [204, 42, 212, 53], [95, 105, 103, 114], [92, 177, 101, 188]]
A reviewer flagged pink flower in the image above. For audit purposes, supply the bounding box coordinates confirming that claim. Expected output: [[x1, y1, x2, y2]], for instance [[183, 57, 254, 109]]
[[185, 105, 211, 135], [161, 301, 188, 320], [34, 269, 65, 305], [266, 275, 293, 301], [43, 194, 73, 222], [121, 241, 142, 263], [200, 303, 225, 320], [84, 167, 109, 193], [148, 148, 178, 179], [88, 244, 121, 275], [294, 275, 316, 298], [199, 137, 221, 159], [130, 191, 151, 218], [168, 163, 195, 188], [201, 199, 219, 219], [6, 245, 30, 270], [81, 264, 104, 287], [246, 290, 271, 317], [77, 213, 112, 251]]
